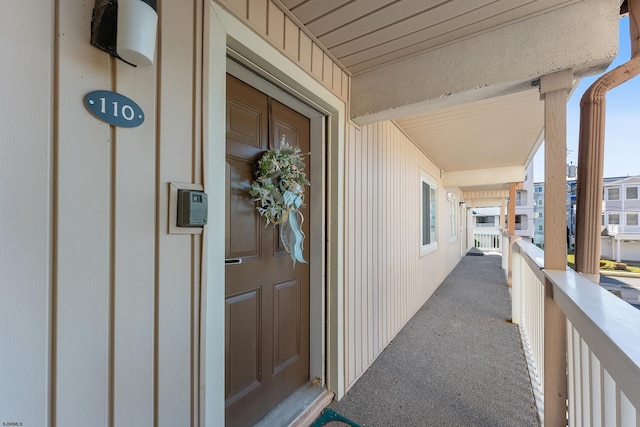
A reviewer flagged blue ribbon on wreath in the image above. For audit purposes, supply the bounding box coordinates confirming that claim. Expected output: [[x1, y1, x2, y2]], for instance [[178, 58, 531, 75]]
[[280, 189, 306, 266]]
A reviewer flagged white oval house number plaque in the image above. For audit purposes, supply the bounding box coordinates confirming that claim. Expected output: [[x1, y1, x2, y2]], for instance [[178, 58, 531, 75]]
[[84, 90, 145, 128]]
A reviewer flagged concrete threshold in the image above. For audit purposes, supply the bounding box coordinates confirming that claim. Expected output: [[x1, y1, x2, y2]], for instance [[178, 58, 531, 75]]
[[255, 382, 333, 427]]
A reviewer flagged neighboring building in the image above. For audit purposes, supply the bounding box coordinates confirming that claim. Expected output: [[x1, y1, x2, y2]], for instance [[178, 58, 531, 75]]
[[601, 176, 640, 261], [514, 162, 536, 239], [533, 182, 545, 246], [533, 175, 640, 261], [534, 179, 578, 250]]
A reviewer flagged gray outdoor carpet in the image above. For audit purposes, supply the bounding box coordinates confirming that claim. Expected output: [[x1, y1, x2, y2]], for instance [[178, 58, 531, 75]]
[[328, 254, 540, 427]]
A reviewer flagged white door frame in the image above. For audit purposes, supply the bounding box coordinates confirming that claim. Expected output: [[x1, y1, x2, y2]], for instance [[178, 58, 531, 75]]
[[203, 3, 347, 425]]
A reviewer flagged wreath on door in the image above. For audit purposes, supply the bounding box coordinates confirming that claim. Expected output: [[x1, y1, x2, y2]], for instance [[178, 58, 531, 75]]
[[249, 142, 310, 266]]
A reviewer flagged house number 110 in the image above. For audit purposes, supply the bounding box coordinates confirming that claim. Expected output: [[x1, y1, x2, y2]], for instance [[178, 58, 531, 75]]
[[99, 97, 136, 121], [84, 90, 145, 128]]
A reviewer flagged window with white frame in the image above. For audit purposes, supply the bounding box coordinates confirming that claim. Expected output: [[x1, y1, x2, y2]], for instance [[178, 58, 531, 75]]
[[608, 187, 620, 201], [626, 186, 638, 200], [608, 212, 620, 225], [627, 212, 639, 226], [421, 171, 437, 254]]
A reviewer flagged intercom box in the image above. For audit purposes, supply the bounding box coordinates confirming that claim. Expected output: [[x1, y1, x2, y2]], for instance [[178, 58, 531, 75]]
[[177, 189, 208, 227]]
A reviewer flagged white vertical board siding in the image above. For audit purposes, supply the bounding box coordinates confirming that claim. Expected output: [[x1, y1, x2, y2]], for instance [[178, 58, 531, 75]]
[[55, 1, 113, 425], [0, 1, 54, 426], [155, 1, 204, 425], [344, 121, 461, 390], [0, 1, 207, 426], [111, 21, 159, 427]]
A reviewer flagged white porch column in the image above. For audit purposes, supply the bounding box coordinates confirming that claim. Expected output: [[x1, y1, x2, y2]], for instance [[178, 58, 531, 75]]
[[500, 198, 506, 232], [500, 197, 508, 271], [540, 69, 573, 427], [508, 183, 516, 236], [467, 207, 474, 251], [507, 185, 517, 285]]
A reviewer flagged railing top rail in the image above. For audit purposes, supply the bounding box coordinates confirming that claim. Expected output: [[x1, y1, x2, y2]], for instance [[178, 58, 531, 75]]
[[513, 239, 545, 281], [545, 269, 640, 407], [515, 240, 544, 267]]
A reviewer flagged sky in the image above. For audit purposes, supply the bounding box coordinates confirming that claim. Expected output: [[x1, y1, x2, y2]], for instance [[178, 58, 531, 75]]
[[533, 16, 640, 182]]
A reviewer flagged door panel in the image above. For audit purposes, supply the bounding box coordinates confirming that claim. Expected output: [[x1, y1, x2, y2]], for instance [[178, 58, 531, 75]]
[[226, 158, 261, 259], [225, 74, 310, 427], [273, 279, 301, 373], [225, 290, 261, 403]]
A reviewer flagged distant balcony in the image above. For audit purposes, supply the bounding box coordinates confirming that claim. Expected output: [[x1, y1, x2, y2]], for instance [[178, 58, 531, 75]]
[[473, 227, 502, 251], [475, 222, 500, 228], [606, 224, 640, 234]]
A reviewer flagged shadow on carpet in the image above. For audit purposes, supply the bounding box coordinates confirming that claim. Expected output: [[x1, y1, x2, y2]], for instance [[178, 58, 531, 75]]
[[466, 247, 485, 256], [311, 409, 361, 427]]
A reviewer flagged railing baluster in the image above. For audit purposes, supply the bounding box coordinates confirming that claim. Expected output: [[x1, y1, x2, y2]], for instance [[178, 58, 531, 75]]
[[620, 390, 635, 427], [582, 338, 592, 427], [591, 352, 602, 427], [567, 322, 575, 427], [603, 369, 616, 426], [574, 332, 583, 427]]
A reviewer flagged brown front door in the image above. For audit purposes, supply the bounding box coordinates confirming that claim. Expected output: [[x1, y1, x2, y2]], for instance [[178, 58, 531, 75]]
[[224, 74, 310, 427]]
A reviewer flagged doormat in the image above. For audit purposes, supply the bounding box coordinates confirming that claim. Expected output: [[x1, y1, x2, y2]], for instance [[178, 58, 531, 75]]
[[466, 248, 485, 256], [310, 408, 361, 427]]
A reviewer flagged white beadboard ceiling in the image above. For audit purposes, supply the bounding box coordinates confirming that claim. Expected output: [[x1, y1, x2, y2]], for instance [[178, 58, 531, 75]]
[[395, 88, 544, 173], [279, 0, 589, 189]]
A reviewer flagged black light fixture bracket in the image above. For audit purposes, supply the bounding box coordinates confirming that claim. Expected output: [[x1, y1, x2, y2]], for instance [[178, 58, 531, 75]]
[[90, 0, 158, 67]]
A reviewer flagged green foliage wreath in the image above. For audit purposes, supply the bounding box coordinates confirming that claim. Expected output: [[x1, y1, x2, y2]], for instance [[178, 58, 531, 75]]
[[249, 143, 310, 225]]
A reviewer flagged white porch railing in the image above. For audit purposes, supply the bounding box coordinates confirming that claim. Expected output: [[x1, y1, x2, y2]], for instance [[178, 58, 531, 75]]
[[512, 240, 640, 426], [511, 241, 545, 419], [473, 228, 501, 251], [607, 224, 640, 234], [620, 225, 640, 234]]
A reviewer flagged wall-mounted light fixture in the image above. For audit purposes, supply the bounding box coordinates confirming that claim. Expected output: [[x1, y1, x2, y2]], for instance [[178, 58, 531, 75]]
[[90, 0, 158, 67], [446, 191, 454, 202]]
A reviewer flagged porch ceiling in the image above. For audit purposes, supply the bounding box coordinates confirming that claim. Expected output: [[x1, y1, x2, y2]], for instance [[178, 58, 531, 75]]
[[394, 88, 544, 175], [280, 0, 619, 192], [281, 0, 582, 76]]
